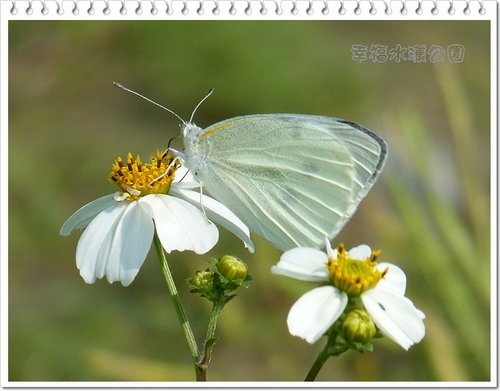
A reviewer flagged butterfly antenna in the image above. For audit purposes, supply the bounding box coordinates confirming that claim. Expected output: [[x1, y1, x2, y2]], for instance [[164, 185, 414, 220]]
[[189, 88, 214, 124], [113, 82, 186, 126]]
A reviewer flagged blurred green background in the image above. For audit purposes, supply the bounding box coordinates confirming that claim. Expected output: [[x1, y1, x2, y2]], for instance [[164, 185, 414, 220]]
[[8, 21, 491, 382]]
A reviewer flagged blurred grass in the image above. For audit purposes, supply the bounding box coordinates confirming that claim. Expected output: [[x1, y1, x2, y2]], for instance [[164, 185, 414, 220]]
[[8, 21, 491, 381]]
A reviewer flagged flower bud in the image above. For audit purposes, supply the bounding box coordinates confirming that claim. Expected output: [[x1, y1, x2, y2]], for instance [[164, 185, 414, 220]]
[[342, 309, 376, 343], [190, 270, 214, 292], [217, 255, 248, 281]]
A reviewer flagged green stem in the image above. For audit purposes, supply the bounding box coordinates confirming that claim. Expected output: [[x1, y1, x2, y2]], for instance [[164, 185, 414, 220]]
[[305, 342, 331, 381], [206, 299, 222, 344], [197, 298, 223, 381], [305, 331, 348, 381], [153, 233, 200, 379]]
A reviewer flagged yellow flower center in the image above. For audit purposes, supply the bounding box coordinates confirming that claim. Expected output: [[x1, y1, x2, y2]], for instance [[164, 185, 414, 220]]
[[109, 150, 180, 200], [327, 243, 387, 296]]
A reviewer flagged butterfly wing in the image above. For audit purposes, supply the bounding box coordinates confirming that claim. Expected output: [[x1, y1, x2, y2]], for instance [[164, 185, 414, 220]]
[[191, 114, 387, 251]]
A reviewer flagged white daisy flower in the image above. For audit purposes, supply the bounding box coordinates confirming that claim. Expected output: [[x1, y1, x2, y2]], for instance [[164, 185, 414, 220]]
[[271, 239, 425, 350], [61, 151, 254, 287]]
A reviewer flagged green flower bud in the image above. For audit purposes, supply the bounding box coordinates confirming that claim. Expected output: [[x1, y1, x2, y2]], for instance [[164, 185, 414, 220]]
[[190, 270, 214, 292], [342, 309, 376, 343], [217, 255, 248, 281]]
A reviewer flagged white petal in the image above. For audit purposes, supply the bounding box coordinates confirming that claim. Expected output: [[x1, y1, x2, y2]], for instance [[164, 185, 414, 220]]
[[60, 194, 117, 236], [76, 202, 154, 286], [362, 289, 425, 350], [271, 247, 329, 281], [101, 202, 154, 286], [348, 244, 372, 260], [324, 238, 336, 258], [139, 194, 218, 254], [287, 286, 347, 344], [170, 187, 254, 252], [76, 203, 126, 283], [376, 263, 407, 296]]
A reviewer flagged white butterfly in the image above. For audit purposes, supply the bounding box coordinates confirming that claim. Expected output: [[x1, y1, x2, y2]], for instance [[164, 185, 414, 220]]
[[115, 84, 387, 251]]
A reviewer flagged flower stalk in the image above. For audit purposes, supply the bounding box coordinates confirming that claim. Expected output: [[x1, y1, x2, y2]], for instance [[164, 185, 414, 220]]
[[153, 233, 201, 379], [305, 339, 351, 381], [305, 342, 331, 381], [304, 322, 357, 381], [197, 298, 223, 381]]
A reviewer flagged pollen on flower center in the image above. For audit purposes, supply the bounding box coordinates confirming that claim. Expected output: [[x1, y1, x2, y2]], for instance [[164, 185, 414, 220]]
[[327, 243, 386, 296], [109, 150, 180, 199]]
